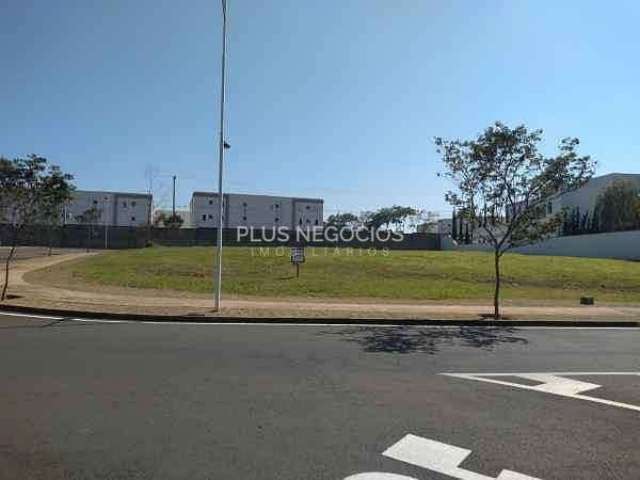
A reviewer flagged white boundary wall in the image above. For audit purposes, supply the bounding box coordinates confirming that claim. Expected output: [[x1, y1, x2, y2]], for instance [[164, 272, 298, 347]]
[[442, 230, 640, 260]]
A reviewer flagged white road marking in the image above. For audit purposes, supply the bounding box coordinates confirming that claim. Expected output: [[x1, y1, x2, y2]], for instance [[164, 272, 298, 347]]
[[381, 434, 541, 480], [514, 374, 601, 395], [344, 474, 418, 480], [443, 372, 640, 412], [0, 311, 63, 320], [68, 318, 128, 324]]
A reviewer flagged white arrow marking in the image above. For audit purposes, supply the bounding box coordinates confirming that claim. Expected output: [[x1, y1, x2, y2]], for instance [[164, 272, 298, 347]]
[[512, 374, 601, 395], [343, 474, 418, 480], [442, 372, 640, 412], [382, 434, 542, 480]]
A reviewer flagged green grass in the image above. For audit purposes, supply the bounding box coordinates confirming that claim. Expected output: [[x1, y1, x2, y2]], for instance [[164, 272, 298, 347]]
[[35, 246, 640, 303]]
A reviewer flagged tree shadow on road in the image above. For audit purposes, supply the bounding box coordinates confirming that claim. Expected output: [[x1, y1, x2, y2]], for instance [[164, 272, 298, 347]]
[[323, 326, 528, 354]]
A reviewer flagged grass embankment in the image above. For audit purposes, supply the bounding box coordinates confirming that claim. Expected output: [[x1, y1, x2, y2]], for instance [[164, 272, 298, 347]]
[[30, 246, 640, 304]]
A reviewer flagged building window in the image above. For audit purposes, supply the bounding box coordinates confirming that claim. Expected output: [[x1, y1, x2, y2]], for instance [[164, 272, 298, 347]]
[[208, 214, 213, 220], [122, 201, 127, 208], [243, 202, 247, 207], [275, 217, 279, 222], [547, 202, 553, 215], [315, 220, 319, 225], [243, 216, 247, 221], [202, 214, 207, 221], [92, 200, 98, 205], [305, 205, 310, 210], [132, 201, 137, 207], [299, 219, 302, 225], [131, 216, 136, 221], [275, 204, 279, 209], [209, 200, 213, 205]]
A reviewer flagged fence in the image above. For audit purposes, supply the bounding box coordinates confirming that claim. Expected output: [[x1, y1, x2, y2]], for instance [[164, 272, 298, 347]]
[[0, 224, 442, 251]]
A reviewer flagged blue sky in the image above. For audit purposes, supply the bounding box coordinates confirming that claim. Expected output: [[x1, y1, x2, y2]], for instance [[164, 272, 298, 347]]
[[2, 0, 639, 217]]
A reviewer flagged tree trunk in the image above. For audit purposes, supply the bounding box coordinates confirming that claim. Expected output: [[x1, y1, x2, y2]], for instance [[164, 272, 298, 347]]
[[493, 251, 501, 319], [47, 225, 53, 256], [1, 243, 17, 302]]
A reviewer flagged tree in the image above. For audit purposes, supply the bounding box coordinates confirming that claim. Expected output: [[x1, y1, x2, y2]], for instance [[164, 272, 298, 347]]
[[163, 213, 184, 229], [153, 211, 167, 227], [389, 206, 419, 231], [364, 207, 392, 231], [364, 206, 419, 232], [40, 166, 75, 255], [451, 210, 458, 240], [76, 205, 101, 252], [326, 212, 360, 229], [436, 122, 595, 318], [0, 155, 75, 301], [414, 210, 437, 233], [589, 206, 600, 234], [594, 180, 640, 233]]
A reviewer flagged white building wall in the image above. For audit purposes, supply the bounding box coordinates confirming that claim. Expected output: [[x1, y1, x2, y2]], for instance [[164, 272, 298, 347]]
[[65, 191, 151, 227], [293, 199, 323, 228], [225, 193, 294, 229], [114, 194, 152, 226], [190, 193, 223, 228], [64, 191, 114, 225], [190, 193, 323, 229], [442, 230, 640, 260]]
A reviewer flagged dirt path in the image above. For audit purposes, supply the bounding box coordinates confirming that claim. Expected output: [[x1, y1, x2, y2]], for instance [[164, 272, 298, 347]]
[[3, 252, 640, 320]]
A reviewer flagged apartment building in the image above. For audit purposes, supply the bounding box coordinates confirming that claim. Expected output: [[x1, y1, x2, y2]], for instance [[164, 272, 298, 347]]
[[64, 190, 152, 227], [190, 192, 323, 229]]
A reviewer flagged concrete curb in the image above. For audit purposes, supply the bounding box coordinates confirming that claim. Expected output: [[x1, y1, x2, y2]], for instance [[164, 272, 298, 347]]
[[1, 304, 639, 327]]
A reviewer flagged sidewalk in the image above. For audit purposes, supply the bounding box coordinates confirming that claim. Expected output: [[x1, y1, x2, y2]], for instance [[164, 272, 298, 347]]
[[2, 253, 640, 322]]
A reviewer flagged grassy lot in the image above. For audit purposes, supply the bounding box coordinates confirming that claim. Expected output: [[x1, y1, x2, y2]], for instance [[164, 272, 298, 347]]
[[30, 246, 640, 303]]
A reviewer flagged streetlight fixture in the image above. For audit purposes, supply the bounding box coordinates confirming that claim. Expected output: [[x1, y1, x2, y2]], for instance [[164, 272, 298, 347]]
[[214, 0, 228, 311]]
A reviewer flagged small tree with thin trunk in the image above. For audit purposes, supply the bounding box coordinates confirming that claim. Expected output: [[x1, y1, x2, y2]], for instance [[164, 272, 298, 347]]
[[40, 166, 75, 255], [163, 213, 184, 229], [76, 205, 101, 252], [0, 155, 75, 301], [435, 122, 595, 318]]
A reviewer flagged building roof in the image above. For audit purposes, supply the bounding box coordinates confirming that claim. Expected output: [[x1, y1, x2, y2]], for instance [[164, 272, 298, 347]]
[[191, 192, 323, 203], [73, 190, 152, 199]]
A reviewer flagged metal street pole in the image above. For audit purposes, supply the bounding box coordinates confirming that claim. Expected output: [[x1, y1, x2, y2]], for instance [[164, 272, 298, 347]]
[[172, 175, 177, 217], [214, 0, 227, 311]]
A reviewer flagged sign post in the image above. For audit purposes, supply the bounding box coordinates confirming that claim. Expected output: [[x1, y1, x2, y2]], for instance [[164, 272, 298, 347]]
[[290, 246, 305, 278]]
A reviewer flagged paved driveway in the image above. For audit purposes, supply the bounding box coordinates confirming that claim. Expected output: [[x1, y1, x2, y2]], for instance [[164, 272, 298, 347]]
[[0, 246, 84, 262]]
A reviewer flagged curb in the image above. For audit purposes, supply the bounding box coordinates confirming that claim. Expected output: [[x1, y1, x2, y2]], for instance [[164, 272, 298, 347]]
[[1, 304, 639, 327]]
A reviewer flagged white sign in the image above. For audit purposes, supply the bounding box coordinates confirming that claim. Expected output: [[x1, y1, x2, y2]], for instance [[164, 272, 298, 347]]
[[291, 246, 305, 264]]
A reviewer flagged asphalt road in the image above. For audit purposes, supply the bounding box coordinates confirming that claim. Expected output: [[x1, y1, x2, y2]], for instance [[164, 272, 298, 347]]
[[0, 314, 639, 479]]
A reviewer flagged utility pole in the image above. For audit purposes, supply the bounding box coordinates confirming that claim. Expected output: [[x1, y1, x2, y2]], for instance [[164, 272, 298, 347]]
[[172, 175, 177, 218], [103, 195, 109, 249], [214, 0, 228, 311]]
